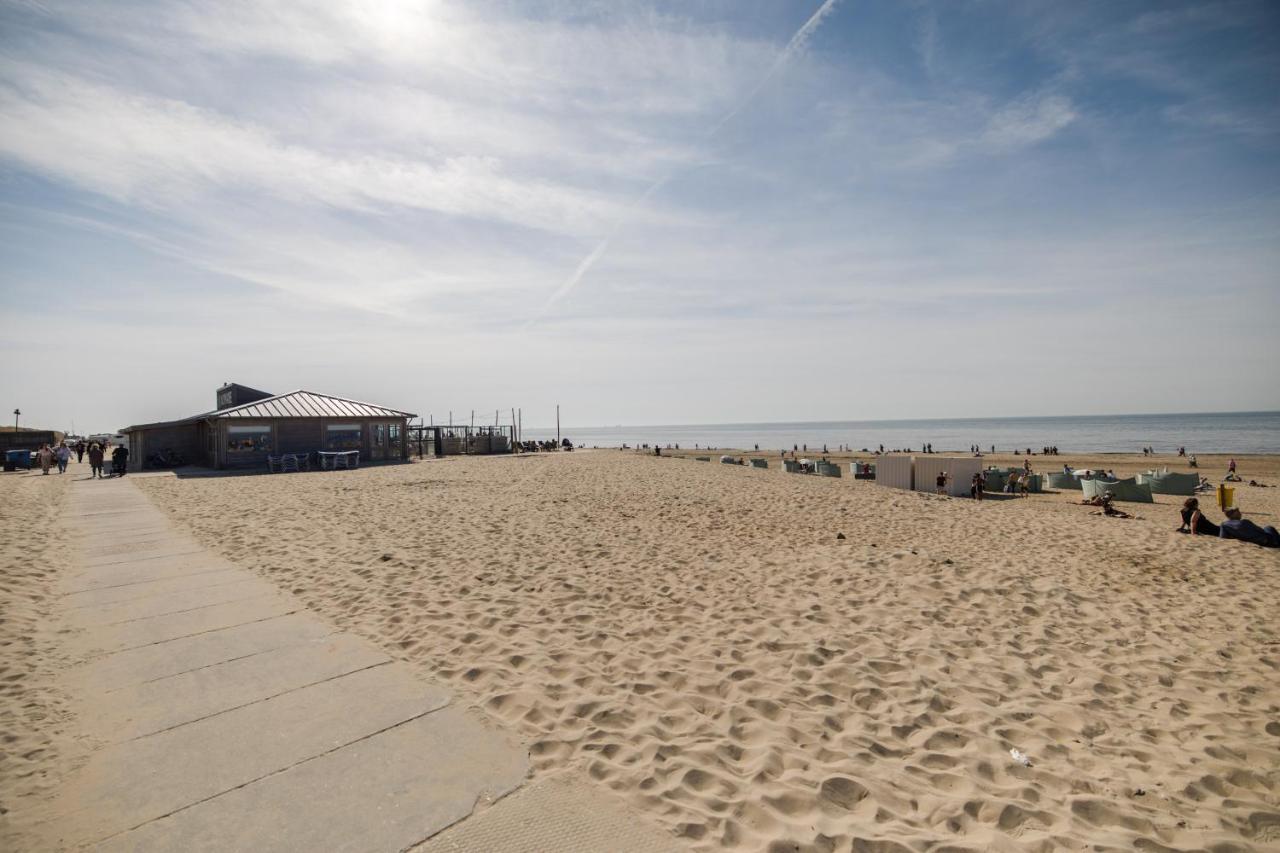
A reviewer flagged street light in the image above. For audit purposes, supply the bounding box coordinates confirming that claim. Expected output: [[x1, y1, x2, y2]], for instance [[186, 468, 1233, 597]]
[[12, 409, 19, 431]]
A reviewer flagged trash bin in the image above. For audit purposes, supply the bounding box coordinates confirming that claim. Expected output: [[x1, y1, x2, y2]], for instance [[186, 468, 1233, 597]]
[[5, 449, 32, 470], [1216, 484, 1235, 510]]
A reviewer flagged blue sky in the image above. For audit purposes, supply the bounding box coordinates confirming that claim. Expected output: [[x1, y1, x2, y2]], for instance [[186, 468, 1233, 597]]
[[2, 0, 1277, 432]]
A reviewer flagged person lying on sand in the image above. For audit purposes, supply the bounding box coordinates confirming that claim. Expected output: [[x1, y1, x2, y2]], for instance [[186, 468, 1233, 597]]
[[1086, 492, 1134, 519], [1092, 499, 1133, 519], [1219, 507, 1280, 548], [1177, 497, 1219, 536]]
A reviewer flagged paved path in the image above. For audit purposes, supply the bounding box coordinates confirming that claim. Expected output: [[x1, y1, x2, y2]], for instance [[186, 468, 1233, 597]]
[[39, 476, 676, 852], [42, 477, 528, 852]]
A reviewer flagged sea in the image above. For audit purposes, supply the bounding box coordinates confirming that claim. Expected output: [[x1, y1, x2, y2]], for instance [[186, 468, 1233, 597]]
[[522, 411, 1280, 455]]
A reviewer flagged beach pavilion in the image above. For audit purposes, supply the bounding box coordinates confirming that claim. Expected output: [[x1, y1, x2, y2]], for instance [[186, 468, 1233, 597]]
[[122, 383, 417, 472]]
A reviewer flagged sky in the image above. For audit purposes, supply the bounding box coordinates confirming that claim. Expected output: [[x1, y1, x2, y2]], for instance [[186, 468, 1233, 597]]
[[1, 0, 1278, 433]]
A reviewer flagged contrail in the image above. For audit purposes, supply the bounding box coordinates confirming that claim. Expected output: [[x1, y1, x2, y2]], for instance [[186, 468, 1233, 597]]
[[535, 0, 842, 320]]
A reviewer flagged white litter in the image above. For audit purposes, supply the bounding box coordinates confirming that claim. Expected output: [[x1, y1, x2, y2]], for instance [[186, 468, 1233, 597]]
[[1010, 748, 1032, 767]]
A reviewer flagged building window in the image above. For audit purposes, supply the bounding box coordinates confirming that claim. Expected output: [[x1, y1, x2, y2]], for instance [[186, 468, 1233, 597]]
[[326, 424, 362, 451], [389, 423, 402, 454], [372, 423, 386, 448], [227, 424, 272, 453]]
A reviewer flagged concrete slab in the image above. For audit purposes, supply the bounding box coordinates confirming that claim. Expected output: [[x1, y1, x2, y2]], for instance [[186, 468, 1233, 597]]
[[414, 772, 678, 853], [69, 593, 298, 659], [70, 612, 335, 694], [64, 577, 283, 629], [88, 633, 390, 741], [71, 521, 173, 537], [83, 536, 196, 558], [47, 664, 451, 846], [81, 546, 208, 568], [96, 707, 528, 853], [61, 568, 246, 608], [62, 556, 237, 595]]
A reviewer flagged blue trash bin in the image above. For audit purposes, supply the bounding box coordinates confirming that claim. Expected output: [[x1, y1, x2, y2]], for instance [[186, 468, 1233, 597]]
[[6, 449, 33, 470]]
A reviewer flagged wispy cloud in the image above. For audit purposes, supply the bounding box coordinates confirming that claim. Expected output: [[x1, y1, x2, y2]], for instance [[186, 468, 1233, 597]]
[[536, 0, 843, 319], [1, 0, 1277, 427]]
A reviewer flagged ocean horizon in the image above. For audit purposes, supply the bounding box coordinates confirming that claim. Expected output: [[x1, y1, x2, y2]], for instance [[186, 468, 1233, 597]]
[[522, 410, 1280, 454]]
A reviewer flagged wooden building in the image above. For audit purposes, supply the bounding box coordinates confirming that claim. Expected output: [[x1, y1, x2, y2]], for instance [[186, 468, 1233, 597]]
[[122, 383, 417, 471]]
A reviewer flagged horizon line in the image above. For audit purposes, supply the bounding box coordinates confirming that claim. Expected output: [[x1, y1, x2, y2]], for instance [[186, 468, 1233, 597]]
[[516, 408, 1280, 431]]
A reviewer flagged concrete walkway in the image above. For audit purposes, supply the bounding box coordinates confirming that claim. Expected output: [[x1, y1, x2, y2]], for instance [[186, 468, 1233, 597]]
[[40, 476, 675, 852], [43, 477, 527, 852]]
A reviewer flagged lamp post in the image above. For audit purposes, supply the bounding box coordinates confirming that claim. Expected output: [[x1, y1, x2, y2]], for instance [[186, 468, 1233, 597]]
[[12, 408, 19, 431]]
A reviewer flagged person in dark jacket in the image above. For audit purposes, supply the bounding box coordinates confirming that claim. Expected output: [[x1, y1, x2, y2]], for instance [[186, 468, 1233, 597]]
[[75, 439, 86, 463], [88, 443, 104, 478], [111, 444, 129, 477], [1219, 507, 1279, 547]]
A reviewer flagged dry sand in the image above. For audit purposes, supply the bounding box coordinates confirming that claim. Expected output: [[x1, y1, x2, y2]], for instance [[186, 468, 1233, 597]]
[[0, 467, 81, 846], [4, 451, 1277, 850], [115, 450, 1280, 852]]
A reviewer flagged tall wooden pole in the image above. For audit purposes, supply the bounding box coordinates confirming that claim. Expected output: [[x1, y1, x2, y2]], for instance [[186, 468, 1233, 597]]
[[518, 408, 522, 445], [556, 404, 560, 445]]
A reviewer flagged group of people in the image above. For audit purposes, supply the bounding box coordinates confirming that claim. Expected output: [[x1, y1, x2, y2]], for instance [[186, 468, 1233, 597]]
[[1179, 497, 1279, 548], [518, 439, 572, 453], [34, 439, 126, 478], [35, 442, 73, 474]]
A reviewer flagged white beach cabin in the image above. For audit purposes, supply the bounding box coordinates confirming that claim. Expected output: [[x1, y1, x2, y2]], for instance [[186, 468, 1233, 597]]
[[913, 456, 983, 497], [875, 455, 914, 490]]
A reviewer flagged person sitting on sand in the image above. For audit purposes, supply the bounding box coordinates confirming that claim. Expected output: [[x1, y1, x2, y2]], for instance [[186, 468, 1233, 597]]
[[1177, 498, 1219, 536], [1219, 507, 1280, 548]]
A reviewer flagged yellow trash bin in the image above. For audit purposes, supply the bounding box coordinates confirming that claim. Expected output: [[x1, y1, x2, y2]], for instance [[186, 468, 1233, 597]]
[[1216, 484, 1235, 510]]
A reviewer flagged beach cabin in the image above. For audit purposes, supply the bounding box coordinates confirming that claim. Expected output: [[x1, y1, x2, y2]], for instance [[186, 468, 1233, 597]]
[[875, 455, 914, 490], [122, 383, 417, 471], [913, 457, 982, 497]]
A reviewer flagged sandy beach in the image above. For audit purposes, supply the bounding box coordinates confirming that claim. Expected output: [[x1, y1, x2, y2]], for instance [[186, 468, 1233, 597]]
[[0, 471, 81, 839], [4, 450, 1278, 851], [121, 450, 1279, 851]]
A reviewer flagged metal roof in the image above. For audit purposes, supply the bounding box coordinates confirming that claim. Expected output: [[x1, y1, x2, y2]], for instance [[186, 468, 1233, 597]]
[[124, 389, 416, 431], [217, 390, 416, 420]]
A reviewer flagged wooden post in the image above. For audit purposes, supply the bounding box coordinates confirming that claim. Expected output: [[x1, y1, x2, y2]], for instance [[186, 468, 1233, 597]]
[[556, 404, 560, 446]]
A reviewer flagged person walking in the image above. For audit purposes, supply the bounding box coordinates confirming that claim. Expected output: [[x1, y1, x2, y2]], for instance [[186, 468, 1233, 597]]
[[54, 441, 71, 474], [111, 443, 129, 476], [75, 439, 86, 463], [37, 443, 53, 474], [88, 442, 104, 478]]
